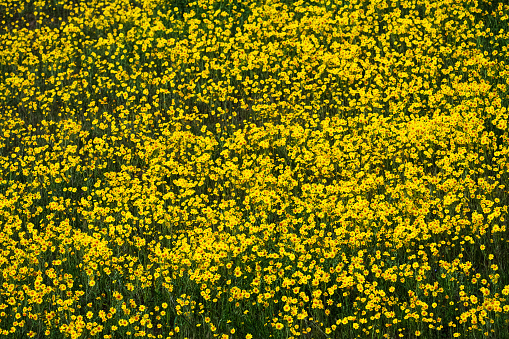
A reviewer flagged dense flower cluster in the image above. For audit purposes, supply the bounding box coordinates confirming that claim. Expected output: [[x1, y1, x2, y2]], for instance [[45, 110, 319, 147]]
[[0, 0, 508, 338]]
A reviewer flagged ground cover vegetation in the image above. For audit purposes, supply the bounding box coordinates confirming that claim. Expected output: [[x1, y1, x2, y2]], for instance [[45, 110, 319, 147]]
[[0, 0, 508, 338]]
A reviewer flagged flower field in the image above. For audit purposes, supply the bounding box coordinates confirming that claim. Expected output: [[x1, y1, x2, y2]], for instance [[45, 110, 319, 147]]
[[1, 0, 509, 338]]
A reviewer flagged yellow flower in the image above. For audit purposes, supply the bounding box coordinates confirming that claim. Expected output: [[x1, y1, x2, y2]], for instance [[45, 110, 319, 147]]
[[113, 291, 123, 300], [470, 295, 478, 304]]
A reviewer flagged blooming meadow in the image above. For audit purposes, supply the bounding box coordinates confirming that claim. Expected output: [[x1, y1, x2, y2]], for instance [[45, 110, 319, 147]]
[[0, 0, 509, 338]]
